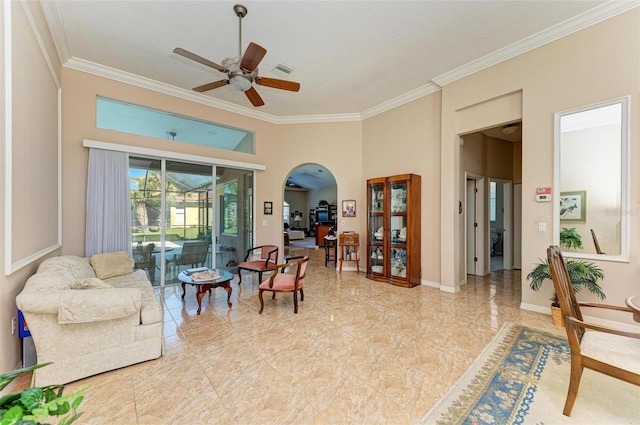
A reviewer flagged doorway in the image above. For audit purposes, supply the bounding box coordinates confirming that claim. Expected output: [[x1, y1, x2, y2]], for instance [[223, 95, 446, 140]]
[[465, 174, 485, 276], [129, 156, 254, 286], [284, 163, 337, 251], [489, 179, 513, 272]]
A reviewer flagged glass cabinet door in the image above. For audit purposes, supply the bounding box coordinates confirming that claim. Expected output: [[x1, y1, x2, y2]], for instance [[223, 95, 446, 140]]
[[366, 174, 420, 287], [389, 181, 408, 278], [368, 183, 385, 274]]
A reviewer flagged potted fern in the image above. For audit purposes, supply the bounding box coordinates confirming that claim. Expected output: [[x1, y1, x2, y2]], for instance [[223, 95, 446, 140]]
[[527, 258, 605, 326]]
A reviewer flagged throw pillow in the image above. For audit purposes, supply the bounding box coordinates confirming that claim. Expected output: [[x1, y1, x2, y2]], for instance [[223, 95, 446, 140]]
[[90, 251, 134, 279], [70, 277, 112, 290]]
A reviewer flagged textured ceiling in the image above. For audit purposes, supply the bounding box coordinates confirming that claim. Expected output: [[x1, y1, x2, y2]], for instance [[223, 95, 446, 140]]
[[42, 0, 623, 120], [41, 0, 634, 189]]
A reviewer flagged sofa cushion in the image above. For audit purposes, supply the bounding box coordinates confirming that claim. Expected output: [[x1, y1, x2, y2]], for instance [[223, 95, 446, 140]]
[[90, 251, 134, 279], [70, 278, 112, 290], [105, 270, 162, 324], [58, 288, 142, 324], [37, 256, 96, 283]]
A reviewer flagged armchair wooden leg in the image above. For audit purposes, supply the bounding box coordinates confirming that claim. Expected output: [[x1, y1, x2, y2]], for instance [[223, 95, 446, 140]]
[[563, 357, 584, 416], [258, 289, 264, 314], [293, 291, 298, 314], [300, 288, 304, 302], [237, 269, 243, 284]]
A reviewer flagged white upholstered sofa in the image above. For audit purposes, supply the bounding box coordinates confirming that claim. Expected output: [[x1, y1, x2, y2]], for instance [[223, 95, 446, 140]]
[[15, 252, 163, 386], [287, 230, 305, 240]]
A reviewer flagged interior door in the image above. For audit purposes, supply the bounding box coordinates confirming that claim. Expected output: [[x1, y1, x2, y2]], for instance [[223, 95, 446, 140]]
[[466, 179, 477, 275]]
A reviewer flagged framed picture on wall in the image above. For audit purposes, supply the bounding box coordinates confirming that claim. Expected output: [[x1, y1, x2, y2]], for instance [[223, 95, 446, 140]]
[[342, 200, 356, 217], [560, 191, 586, 222], [264, 201, 273, 215]]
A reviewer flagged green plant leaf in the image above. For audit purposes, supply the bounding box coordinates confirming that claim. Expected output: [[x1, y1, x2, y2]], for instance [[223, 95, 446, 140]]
[[19, 388, 43, 412], [58, 412, 83, 425], [527, 258, 606, 301], [70, 396, 83, 410], [1, 405, 24, 425], [0, 364, 52, 393]]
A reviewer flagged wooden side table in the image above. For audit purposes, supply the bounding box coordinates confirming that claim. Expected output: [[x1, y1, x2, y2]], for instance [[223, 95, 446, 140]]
[[339, 233, 359, 273]]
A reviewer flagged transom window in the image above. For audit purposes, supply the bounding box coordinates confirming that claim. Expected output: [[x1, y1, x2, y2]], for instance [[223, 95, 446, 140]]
[[97, 97, 255, 154]]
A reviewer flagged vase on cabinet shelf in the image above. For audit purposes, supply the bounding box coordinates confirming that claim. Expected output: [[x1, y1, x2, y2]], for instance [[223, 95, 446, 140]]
[[366, 174, 421, 288]]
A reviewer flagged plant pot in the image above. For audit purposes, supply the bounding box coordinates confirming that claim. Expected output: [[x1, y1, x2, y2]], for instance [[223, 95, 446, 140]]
[[551, 305, 565, 327]]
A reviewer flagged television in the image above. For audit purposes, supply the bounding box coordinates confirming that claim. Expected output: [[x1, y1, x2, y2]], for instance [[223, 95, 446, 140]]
[[317, 210, 329, 222]]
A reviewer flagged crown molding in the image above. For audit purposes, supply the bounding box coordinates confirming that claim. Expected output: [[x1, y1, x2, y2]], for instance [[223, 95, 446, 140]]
[[432, 0, 639, 87], [65, 57, 284, 123], [64, 56, 365, 125], [361, 82, 442, 120], [50, 0, 638, 123], [39, 0, 70, 64]]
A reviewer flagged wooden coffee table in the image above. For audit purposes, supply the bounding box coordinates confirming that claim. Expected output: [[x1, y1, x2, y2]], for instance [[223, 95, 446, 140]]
[[178, 269, 234, 315]]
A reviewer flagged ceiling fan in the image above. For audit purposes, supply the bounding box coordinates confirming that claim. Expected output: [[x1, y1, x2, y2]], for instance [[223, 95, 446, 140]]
[[173, 4, 300, 107]]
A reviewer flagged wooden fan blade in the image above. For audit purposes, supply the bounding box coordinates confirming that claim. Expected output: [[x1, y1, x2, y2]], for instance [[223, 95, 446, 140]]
[[173, 47, 227, 73], [240, 42, 267, 72], [244, 87, 265, 107], [256, 77, 300, 92], [193, 80, 229, 92]]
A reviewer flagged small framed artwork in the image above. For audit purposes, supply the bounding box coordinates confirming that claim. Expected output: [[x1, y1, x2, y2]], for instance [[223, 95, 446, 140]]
[[560, 191, 586, 222], [342, 200, 356, 217], [264, 201, 273, 215]]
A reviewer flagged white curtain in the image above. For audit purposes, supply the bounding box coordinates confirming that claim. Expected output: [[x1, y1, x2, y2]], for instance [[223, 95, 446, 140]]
[[85, 148, 131, 257]]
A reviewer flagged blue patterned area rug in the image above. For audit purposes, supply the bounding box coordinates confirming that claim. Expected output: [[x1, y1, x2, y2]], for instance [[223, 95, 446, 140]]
[[418, 322, 640, 425]]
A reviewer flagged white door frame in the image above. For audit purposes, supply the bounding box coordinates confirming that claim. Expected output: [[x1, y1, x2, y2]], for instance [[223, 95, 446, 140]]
[[465, 173, 486, 276], [513, 183, 522, 269]]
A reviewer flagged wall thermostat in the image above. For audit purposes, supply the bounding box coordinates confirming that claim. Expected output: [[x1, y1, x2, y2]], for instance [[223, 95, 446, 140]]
[[536, 194, 552, 202]]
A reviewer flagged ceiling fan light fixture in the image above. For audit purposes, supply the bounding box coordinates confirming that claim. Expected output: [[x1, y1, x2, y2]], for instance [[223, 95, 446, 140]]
[[502, 124, 520, 135], [229, 74, 253, 91]]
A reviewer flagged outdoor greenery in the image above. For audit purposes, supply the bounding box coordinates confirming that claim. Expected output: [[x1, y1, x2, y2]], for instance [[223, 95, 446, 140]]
[[560, 227, 583, 250], [0, 363, 86, 425]]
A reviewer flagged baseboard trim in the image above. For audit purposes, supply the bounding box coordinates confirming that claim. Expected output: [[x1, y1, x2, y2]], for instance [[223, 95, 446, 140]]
[[420, 279, 440, 288]]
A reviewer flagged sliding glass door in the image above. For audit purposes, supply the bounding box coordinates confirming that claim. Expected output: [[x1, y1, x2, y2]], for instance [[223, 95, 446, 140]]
[[129, 156, 253, 286], [164, 161, 213, 284]]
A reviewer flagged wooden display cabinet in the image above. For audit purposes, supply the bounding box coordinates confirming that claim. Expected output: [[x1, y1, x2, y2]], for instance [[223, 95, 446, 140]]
[[366, 174, 421, 287]]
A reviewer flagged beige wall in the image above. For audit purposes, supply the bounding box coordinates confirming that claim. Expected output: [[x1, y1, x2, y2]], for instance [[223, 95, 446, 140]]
[[362, 93, 442, 285], [440, 9, 639, 323], [1, 2, 63, 375], [61, 71, 364, 256], [3, 3, 639, 377]]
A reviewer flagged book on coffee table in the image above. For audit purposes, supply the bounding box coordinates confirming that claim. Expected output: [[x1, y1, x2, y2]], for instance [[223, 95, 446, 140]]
[[190, 270, 222, 282], [185, 267, 208, 275]]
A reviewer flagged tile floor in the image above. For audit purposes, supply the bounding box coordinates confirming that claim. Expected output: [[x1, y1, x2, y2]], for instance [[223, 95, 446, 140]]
[[22, 247, 562, 424]]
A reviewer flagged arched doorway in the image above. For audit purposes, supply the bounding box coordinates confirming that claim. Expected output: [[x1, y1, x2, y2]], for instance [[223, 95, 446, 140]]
[[283, 164, 337, 253]]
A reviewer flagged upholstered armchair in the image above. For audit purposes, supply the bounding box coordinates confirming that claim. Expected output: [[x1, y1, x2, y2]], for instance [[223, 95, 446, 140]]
[[237, 245, 278, 284], [258, 256, 309, 314]]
